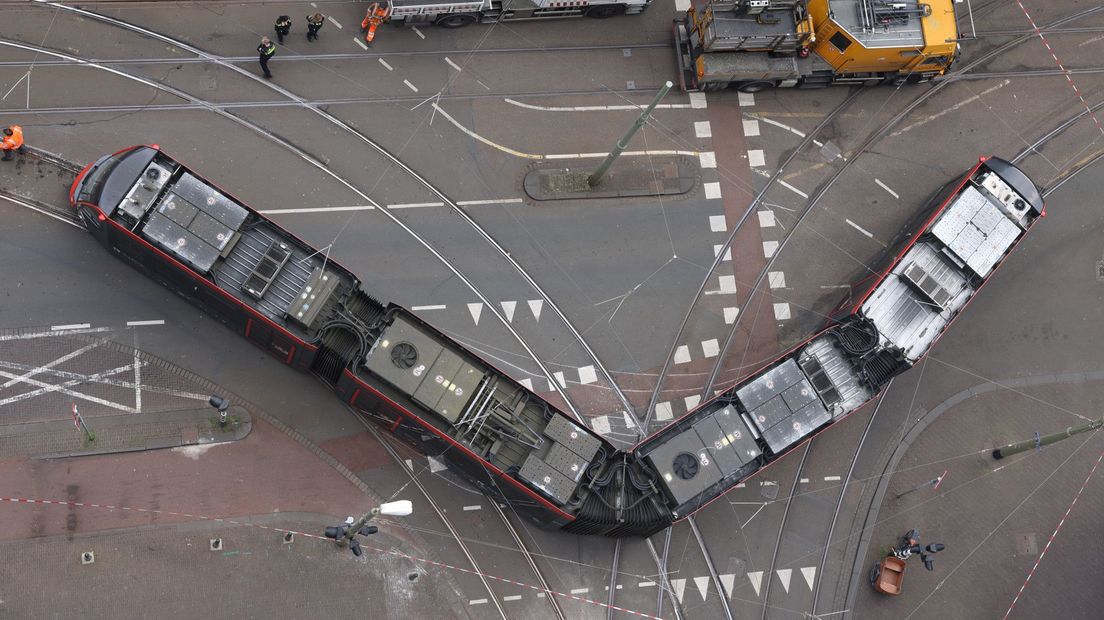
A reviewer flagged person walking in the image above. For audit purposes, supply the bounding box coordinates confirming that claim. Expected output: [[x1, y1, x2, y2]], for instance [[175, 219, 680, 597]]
[[1, 125, 25, 161], [274, 15, 292, 44], [306, 13, 325, 41], [257, 36, 276, 79]]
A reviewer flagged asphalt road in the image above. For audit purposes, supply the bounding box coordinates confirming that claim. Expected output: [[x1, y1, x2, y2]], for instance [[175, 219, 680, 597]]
[[3, 1, 1104, 618]]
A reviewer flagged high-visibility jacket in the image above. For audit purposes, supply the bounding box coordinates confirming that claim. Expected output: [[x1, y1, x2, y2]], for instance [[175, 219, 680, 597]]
[[1, 125, 23, 151], [362, 5, 390, 29]]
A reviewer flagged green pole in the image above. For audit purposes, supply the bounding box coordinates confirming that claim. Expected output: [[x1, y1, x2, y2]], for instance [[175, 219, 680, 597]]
[[588, 81, 674, 187], [992, 415, 1104, 459]]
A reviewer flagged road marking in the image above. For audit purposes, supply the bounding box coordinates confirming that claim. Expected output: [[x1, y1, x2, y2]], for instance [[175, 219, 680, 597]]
[[699, 151, 716, 168], [689, 92, 707, 108], [570, 588, 589, 595], [405, 459, 414, 470], [378, 58, 393, 71], [519, 378, 533, 390], [738, 92, 755, 107], [386, 202, 442, 209], [800, 478, 810, 483], [675, 0, 691, 9], [702, 339, 719, 358], [428, 456, 448, 472], [778, 178, 808, 198], [445, 57, 463, 72], [761, 481, 777, 486], [757, 210, 776, 227], [52, 323, 90, 330], [1, 340, 103, 390], [684, 394, 701, 410], [578, 365, 598, 385], [773, 303, 791, 321], [671, 579, 687, 603], [126, 320, 165, 326], [500, 300, 516, 322], [768, 271, 786, 289], [467, 303, 483, 325], [655, 401, 673, 421], [469, 599, 487, 605], [554, 371, 567, 388], [704, 181, 722, 200], [777, 568, 792, 593], [463, 505, 481, 511], [713, 244, 732, 261], [875, 178, 899, 199], [694, 121, 712, 138], [824, 475, 842, 481], [353, 37, 368, 51], [892, 80, 1009, 136], [801, 566, 817, 589], [763, 241, 778, 258], [457, 198, 522, 206], [134, 346, 142, 413], [412, 26, 425, 39], [639, 581, 657, 587], [528, 299, 543, 321], [724, 307, 739, 324], [503, 595, 521, 601], [412, 304, 446, 311], [404, 79, 419, 92], [329, 17, 343, 29], [742, 119, 760, 137], [504, 98, 692, 112], [846, 219, 874, 239], [747, 149, 765, 167], [709, 214, 727, 232], [747, 571, 763, 597], [735, 483, 746, 488], [261, 205, 375, 214], [591, 415, 612, 435], [694, 576, 710, 601], [719, 275, 737, 294], [674, 345, 691, 364], [719, 574, 734, 598]]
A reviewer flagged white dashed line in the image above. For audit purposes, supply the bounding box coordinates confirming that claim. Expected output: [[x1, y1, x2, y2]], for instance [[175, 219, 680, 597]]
[[761, 481, 777, 486], [875, 178, 899, 199], [503, 595, 522, 601], [713, 244, 732, 261], [824, 475, 842, 481], [757, 210, 776, 227], [768, 271, 786, 289], [704, 182, 722, 200], [778, 179, 808, 198], [689, 92, 707, 108], [800, 478, 810, 483], [411, 305, 446, 311], [724, 307, 739, 324], [699, 151, 717, 168], [718, 275, 737, 294], [126, 320, 165, 327], [329, 17, 343, 29], [845, 219, 874, 238], [747, 149, 765, 167], [639, 581, 657, 587], [742, 119, 760, 137], [463, 505, 482, 511], [456, 198, 523, 206], [412, 26, 426, 39], [702, 339, 720, 358], [709, 215, 727, 232], [445, 57, 463, 72], [763, 241, 779, 258], [469, 599, 487, 606], [261, 205, 374, 214], [578, 365, 598, 385], [386, 202, 442, 209], [570, 588, 589, 595], [674, 345, 691, 364], [353, 37, 368, 51], [404, 79, 419, 92], [378, 58, 393, 71], [773, 303, 791, 321], [51, 324, 91, 331], [694, 121, 712, 138]]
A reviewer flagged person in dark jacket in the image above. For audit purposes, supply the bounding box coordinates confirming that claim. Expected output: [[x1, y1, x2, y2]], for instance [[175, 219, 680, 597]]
[[274, 15, 291, 44], [257, 36, 276, 78], [306, 13, 325, 41]]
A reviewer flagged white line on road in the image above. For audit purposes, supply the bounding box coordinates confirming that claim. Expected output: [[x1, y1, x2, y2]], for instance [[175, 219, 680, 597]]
[[504, 98, 692, 112], [386, 202, 442, 209], [639, 581, 657, 587], [875, 178, 899, 199], [800, 478, 810, 483], [412, 26, 425, 39], [570, 588, 589, 594], [411, 305, 446, 311], [261, 205, 375, 214], [778, 179, 808, 198], [134, 346, 142, 413], [126, 320, 165, 326], [353, 37, 368, 51], [463, 505, 482, 511], [503, 595, 521, 601], [445, 56, 463, 72], [329, 16, 343, 29], [52, 324, 90, 331], [845, 219, 874, 239], [378, 58, 393, 71], [456, 198, 523, 206], [468, 599, 487, 605], [742, 503, 767, 527], [892, 80, 1010, 136], [404, 79, 419, 92], [824, 475, 842, 481]]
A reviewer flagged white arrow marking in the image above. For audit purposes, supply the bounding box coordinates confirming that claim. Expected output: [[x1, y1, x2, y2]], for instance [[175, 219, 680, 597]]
[[671, 578, 686, 603], [528, 299, 543, 321], [801, 567, 816, 590], [776, 568, 791, 593], [747, 571, 763, 597], [719, 574, 734, 598], [693, 576, 710, 601], [467, 302, 483, 325], [500, 300, 516, 322]]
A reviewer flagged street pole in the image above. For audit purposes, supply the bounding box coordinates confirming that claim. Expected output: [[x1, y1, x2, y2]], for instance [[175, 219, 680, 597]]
[[992, 415, 1104, 459], [588, 81, 673, 187], [894, 470, 947, 499]]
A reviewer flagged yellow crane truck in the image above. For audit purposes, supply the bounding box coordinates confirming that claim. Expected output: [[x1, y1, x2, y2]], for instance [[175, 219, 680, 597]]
[[674, 0, 960, 92]]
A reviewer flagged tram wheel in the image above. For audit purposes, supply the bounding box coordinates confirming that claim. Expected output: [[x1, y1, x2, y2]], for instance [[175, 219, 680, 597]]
[[737, 80, 774, 93], [435, 13, 477, 28]]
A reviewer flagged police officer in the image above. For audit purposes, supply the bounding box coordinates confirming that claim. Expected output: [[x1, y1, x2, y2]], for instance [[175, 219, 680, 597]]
[[257, 36, 276, 79], [306, 13, 325, 41], [274, 15, 291, 44]]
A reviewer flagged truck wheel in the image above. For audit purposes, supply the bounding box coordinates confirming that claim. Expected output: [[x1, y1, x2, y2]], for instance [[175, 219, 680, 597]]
[[435, 13, 477, 28], [737, 80, 774, 93], [585, 4, 626, 18]]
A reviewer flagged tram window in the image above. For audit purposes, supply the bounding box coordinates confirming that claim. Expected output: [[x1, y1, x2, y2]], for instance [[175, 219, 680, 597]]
[[829, 31, 852, 52]]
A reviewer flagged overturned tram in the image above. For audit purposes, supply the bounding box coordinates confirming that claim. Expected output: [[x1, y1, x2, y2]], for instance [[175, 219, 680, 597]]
[[70, 147, 1042, 536]]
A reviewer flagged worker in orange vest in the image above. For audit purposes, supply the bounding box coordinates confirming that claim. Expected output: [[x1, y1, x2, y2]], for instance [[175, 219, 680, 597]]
[[1, 125, 25, 161], [361, 2, 391, 46]]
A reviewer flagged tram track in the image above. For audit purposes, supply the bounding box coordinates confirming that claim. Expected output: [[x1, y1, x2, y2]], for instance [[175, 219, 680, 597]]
[[29, 0, 642, 426], [758, 444, 810, 620]]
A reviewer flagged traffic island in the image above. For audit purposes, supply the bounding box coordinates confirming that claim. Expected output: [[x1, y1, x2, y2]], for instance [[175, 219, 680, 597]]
[[0, 407, 252, 460], [523, 156, 697, 201]]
